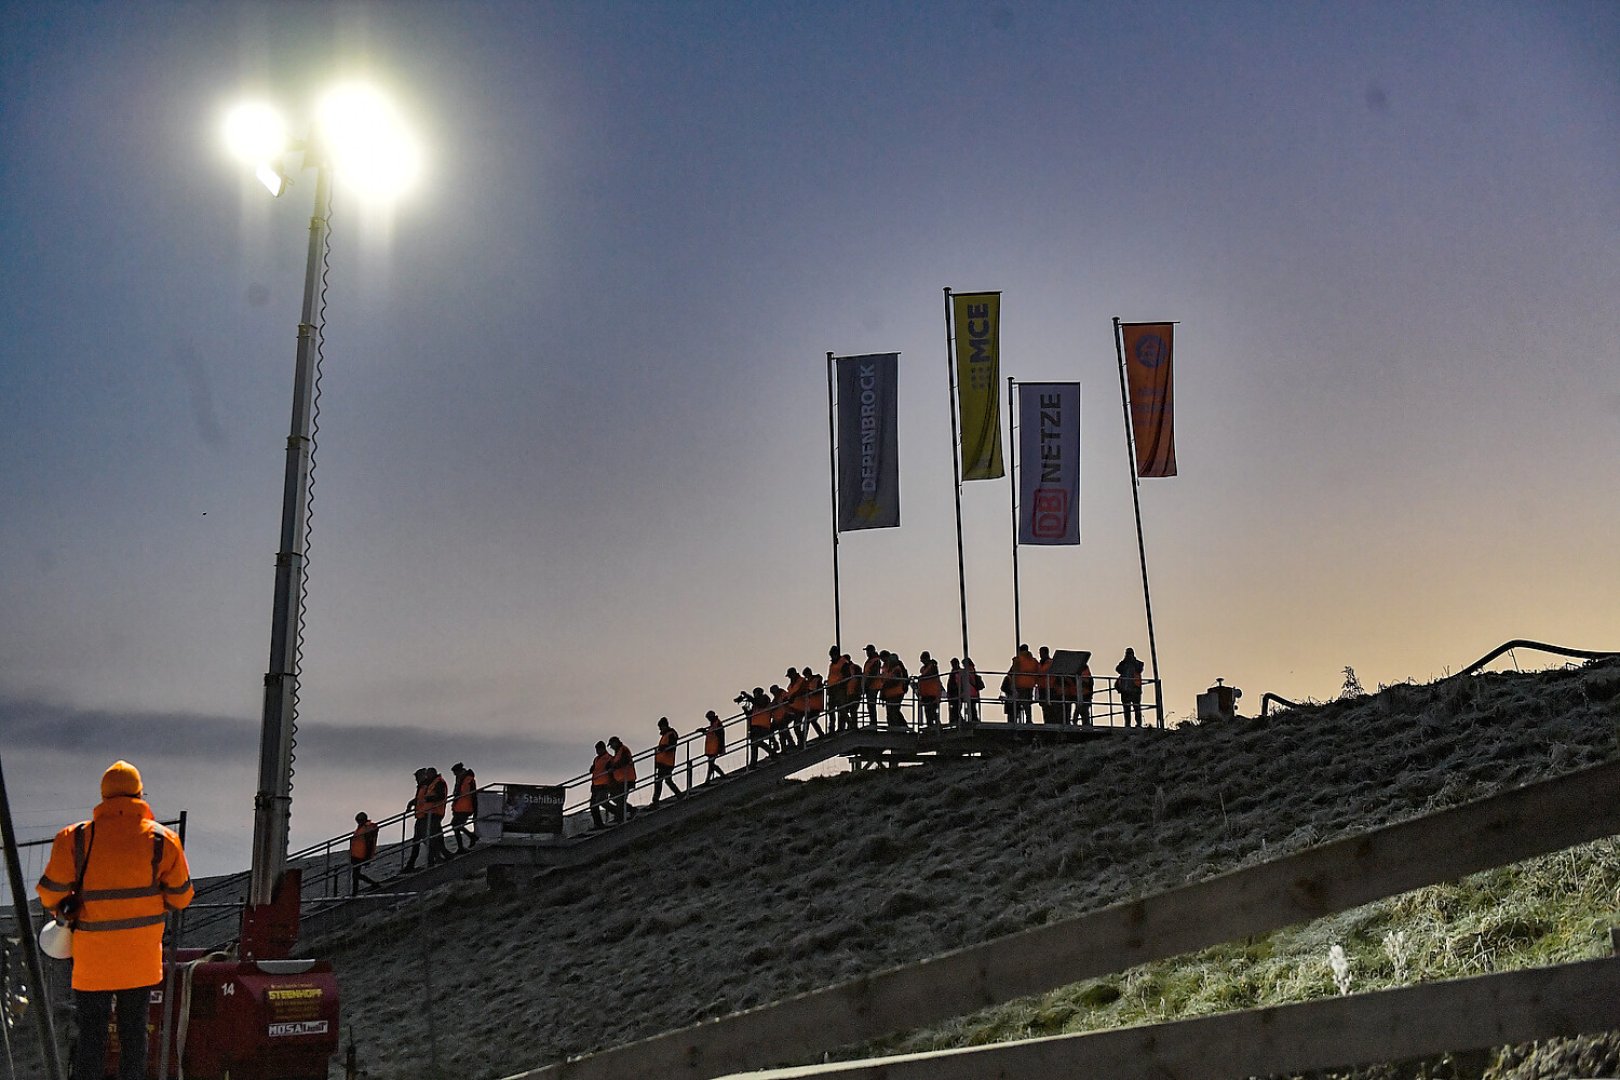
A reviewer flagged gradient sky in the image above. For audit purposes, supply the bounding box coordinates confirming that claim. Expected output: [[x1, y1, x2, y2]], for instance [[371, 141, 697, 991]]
[[3, 1, 1617, 883]]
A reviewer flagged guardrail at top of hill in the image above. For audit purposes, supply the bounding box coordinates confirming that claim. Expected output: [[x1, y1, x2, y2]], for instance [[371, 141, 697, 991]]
[[1260, 640, 1619, 716]]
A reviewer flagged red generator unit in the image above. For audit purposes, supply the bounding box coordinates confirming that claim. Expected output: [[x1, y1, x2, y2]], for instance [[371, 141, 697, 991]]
[[122, 954, 341, 1079]]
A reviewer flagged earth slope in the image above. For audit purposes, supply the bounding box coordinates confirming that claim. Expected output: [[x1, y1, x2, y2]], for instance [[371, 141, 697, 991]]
[[314, 660, 1620, 1079]]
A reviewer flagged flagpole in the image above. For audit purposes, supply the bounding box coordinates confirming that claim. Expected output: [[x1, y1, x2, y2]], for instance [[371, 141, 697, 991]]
[[825, 352, 842, 653], [943, 289, 971, 661], [946, 289, 965, 660], [1007, 377, 1022, 649], [1114, 317, 1164, 727]]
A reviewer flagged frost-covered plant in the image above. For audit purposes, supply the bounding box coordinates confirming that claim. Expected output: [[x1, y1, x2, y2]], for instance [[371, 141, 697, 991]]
[[1339, 667, 1365, 700], [1382, 929, 1411, 983], [1327, 944, 1352, 995]]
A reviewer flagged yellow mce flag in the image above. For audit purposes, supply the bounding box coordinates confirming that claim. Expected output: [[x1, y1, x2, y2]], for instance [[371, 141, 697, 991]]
[[952, 291, 1004, 480]]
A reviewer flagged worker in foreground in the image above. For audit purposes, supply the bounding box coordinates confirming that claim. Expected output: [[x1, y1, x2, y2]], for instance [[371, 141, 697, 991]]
[[36, 760, 193, 1080]]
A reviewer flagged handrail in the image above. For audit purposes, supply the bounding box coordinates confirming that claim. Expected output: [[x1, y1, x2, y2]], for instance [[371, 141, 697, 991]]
[[1259, 640, 1618, 718], [1260, 693, 1302, 717], [1453, 639, 1618, 678]]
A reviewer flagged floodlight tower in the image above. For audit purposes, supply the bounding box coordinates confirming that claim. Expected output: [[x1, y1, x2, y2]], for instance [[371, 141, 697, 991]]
[[223, 87, 420, 939]]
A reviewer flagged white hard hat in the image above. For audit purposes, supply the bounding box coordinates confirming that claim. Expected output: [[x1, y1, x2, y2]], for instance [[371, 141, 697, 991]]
[[38, 919, 73, 960]]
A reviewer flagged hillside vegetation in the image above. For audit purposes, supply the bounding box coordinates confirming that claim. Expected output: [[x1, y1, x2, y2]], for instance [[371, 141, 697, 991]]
[[313, 659, 1620, 1079]]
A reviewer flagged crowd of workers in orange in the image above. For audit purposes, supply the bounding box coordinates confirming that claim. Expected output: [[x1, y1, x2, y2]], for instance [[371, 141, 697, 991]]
[[341, 644, 1150, 867], [576, 642, 1148, 831]]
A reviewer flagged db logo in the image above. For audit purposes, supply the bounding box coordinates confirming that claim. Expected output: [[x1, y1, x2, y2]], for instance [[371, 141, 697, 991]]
[[1032, 489, 1068, 538]]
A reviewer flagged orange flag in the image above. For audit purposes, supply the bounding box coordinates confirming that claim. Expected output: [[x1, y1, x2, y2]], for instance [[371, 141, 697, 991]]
[[1121, 323, 1176, 477]]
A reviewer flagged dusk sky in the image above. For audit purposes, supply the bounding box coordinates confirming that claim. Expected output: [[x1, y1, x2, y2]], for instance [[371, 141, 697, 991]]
[[3, 1, 1617, 882]]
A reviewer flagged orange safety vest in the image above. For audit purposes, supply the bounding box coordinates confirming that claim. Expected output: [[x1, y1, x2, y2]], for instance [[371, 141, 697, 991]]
[[806, 673, 825, 711], [453, 771, 477, 814], [1037, 657, 1053, 694], [590, 752, 613, 787], [704, 719, 725, 758], [416, 775, 449, 818], [769, 689, 790, 726], [785, 675, 807, 716], [829, 658, 855, 702], [655, 729, 678, 769], [917, 662, 942, 700], [749, 701, 773, 732], [1012, 653, 1040, 691], [882, 663, 908, 701], [1054, 671, 1076, 701], [36, 797, 193, 992], [862, 656, 883, 691], [350, 821, 379, 861], [610, 746, 636, 784]]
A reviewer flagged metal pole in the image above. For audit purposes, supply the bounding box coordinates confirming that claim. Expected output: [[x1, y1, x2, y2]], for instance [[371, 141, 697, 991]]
[[825, 352, 842, 653], [1007, 378, 1022, 649], [172, 809, 188, 947], [156, 807, 188, 1079], [1113, 317, 1164, 727], [0, 748, 67, 1080], [249, 161, 332, 908], [942, 289, 970, 660]]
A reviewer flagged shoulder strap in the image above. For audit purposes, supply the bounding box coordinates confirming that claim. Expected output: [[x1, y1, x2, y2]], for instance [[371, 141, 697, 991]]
[[72, 823, 95, 886]]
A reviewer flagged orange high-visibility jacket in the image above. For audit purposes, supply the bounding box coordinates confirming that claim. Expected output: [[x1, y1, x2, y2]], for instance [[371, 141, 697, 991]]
[[1012, 652, 1040, 691], [704, 719, 725, 758], [350, 821, 379, 861], [591, 752, 613, 787], [36, 797, 192, 992], [917, 662, 942, 700], [655, 729, 678, 769], [785, 674, 807, 716], [610, 745, 636, 784], [862, 656, 883, 692], [882, 662, 909, 701], [805, 673, 825, 712], [452, 771, 477, 814], [415, 774, 449, 819], [828, 658, 855, 703]]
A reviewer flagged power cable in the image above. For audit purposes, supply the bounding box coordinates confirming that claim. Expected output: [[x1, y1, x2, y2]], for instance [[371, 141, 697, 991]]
[[288, 175, 334, 821]]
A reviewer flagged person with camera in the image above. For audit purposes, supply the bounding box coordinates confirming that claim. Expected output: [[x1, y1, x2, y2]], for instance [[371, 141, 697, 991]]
[[36, 760, 193, 1080]]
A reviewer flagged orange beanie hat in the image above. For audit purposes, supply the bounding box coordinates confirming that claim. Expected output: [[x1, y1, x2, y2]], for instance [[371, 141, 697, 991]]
[[101, 760, 143, 799]]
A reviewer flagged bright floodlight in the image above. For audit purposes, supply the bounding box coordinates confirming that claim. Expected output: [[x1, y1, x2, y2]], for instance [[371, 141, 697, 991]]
[[316, 83, 421, 198], [254, 163, 288, 197], [224, 102, 289, 167]]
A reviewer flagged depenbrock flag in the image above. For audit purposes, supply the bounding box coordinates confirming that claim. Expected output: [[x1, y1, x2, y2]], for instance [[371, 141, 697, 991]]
[[1122, 322, 1176, 477], [1017, 382, 1081, 545], [835, 353, 900, 531]]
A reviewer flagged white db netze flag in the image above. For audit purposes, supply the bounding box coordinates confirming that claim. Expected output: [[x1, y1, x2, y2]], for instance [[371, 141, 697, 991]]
[[1017, 382, 1081, 545]]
